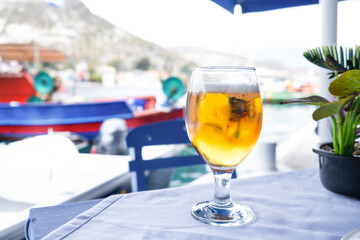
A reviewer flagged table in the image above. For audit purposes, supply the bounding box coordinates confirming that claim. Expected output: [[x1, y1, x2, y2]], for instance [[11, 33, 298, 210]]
[[0, 152, 131, 240], [26, 168, 360, 240]]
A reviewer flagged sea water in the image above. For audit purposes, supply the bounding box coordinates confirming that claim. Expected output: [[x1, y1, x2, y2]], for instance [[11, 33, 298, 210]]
[[261, 104, 316, 142]]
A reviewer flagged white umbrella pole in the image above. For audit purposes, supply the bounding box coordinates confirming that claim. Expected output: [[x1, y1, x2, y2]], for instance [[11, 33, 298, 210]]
[[318, 0, 338, 143]]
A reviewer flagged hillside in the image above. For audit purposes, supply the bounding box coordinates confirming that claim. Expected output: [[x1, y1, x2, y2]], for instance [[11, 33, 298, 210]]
[[0, 0, 194, 76]]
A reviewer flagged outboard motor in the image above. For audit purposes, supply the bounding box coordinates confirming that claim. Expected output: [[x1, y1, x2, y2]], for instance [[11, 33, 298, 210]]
[[95, 118, 128, 155]]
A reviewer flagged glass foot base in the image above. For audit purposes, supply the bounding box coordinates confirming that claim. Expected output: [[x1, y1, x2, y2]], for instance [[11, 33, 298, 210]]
[[191, 200, 255, 226]]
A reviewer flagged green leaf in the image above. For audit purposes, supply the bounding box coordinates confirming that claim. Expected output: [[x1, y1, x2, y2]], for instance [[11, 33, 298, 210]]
[[312, 95, 355, 121], [303, 46, 360, 76], [340, 46, 344, 67], [329, 70, 360, 96], [303, 48, 330, 70], [348, 48, 354, 69], [280, 96, 328, 105], [312, 102, 340, 121], [325, 55, 347, 72], [356, 47, 360, 69]]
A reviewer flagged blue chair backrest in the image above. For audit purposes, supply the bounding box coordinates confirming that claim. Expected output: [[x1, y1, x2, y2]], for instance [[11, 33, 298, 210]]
[[126, 119, 236, 192]]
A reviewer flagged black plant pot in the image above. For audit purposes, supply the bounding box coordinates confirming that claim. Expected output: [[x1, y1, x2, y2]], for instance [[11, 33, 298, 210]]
[[313, 143, 360, 199]]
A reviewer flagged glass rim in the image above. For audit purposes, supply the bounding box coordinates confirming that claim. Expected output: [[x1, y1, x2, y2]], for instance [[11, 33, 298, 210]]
[[193, 66, 256, 72]]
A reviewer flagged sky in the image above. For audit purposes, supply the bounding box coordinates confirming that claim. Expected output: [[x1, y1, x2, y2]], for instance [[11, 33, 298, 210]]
[[81, 0, 360, 67]]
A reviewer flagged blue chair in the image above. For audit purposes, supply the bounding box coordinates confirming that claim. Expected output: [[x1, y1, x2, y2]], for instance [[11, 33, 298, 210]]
[[126, 119, 236, 192]]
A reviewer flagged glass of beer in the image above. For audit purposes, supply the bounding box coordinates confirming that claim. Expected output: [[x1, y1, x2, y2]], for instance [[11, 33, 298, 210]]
[[185, 66, 262, 226]]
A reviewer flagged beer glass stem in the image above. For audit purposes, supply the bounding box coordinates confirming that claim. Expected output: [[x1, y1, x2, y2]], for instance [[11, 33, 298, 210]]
[[212, 169, 233, 206]]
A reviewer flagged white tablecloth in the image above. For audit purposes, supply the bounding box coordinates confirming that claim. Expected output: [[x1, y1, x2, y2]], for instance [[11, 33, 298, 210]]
[[35, 169, 360, 240]]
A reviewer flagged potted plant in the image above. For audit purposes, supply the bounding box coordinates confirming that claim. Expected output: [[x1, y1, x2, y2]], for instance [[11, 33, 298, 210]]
[[281, 46, 360, 198]]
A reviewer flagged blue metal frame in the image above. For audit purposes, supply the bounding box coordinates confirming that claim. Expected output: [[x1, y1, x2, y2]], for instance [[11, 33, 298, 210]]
[[211, 0, 320, 14], [127, 119, 236, 192]]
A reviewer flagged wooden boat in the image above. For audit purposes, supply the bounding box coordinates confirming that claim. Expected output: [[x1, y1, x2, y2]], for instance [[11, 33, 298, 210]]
[[0, 96, 184, 141], [0, 51, 185, 141]]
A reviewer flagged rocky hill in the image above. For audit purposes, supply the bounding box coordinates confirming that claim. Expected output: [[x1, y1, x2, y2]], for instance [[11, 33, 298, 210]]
[[0, 0, 194, 76]]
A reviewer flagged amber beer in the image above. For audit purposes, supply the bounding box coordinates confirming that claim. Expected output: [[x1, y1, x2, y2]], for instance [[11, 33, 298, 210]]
[[186, 86, 262, 168]]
